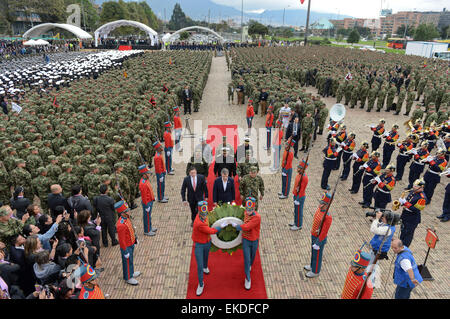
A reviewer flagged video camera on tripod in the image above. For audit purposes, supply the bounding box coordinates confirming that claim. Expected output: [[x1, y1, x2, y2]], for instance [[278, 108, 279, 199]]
[[365, 208, 401, 226]]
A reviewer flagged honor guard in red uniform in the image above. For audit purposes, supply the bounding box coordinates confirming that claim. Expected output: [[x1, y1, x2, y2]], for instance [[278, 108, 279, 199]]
[[370, 119, 386, 151], [173, 106, 183, 152], [246, 99, 255, 134], [115, 200, 140, 285], [279, 138, 294, 199], [321, 138, 338, 190], [423, 148, 447, 204], [406, 141, 429, 189], [163, 121, 174, 175], [271, 120, 283, 171], [153, 141, 168, 203], [398, 179, 426, 247], [359, 151, 382, 208], [291, 160, 309, 230], [304, 192, 333, 278], [232, 197, 261, 290], [334, 125, 347, 170], [341, 247, 373, 299], [349, 141, 370, 193], [372, 164, 396, 209], [138, 164, 156, 236], [192, 201, 225, 296], [265, 105, 274, 150], [395, 134, 414, 181], [78, 263, 105, 299]]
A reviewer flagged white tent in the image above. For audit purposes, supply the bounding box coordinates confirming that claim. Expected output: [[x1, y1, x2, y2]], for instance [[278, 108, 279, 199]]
[[34, 39, 50, 45], [23, 39, 38, 46]]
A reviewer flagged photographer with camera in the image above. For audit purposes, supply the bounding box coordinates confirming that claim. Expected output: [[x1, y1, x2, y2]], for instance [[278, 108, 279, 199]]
[[368, 210, 398, 262]]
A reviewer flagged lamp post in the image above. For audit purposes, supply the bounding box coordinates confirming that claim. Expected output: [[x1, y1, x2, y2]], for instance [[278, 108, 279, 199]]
[[304, 0, 312, 45]]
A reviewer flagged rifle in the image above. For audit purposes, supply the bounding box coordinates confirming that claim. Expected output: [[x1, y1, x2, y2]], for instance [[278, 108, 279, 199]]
[[356, 217, 398, 299], [315, 173, 340, 243], [282, 137, 293, 169], [295, 147, 311, 193]]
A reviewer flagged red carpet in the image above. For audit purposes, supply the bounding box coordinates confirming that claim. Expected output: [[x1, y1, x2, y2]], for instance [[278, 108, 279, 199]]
[[186, 125, 267, 299], [186, 247, 267, 299]]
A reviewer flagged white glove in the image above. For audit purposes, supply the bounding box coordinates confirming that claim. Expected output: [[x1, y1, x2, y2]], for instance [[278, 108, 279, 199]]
[[412, 149, 418, 155], [397, 143, 402, 147], [425, 156, 433, 162], [312, 244, 320, 250], [281, 172, 287, 176], [266, 128, 271, 132], [370, 178, 376, 184], [383, 131, 389, 137], [336, 147, 342, 153], [220, 222, 228, 228], [159, 177, 164, 182], [375, 176, 382, 184], [370, 125, 375, 129], [294, 200, 300, 205], [352, 153, 359, 160], [399, 198, 407, 205], [145, 207, 151, 213], [341, 142, 346, 147], [166, 151, 171, 157], [124, 253, 130, 259], [231, 222, 237, 227], [362, 163, 369, 169]]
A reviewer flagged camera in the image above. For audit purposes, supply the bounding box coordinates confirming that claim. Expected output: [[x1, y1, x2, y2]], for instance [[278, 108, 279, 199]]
[[365, 210, 400, 225]]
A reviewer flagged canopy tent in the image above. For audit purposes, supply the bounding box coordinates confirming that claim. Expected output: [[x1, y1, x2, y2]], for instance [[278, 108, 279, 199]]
[[34, 39, 50, 45], [23, 39, 37, 46], [23, 23, 92, 40], [167, 26, 225, 43], [94, 20, 159, 47]]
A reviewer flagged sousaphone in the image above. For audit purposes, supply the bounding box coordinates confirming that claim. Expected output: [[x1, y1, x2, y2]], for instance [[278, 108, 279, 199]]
[[330, 103, 346, 122]]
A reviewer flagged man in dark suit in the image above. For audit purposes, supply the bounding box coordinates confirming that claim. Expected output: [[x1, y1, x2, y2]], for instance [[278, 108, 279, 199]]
[[214, 147, 236, 177], [182, 85, 193, 115], [47, 184, 70, 219], [93, 184, 118, 247], [181, 167, 208, 226], [213, 168, 235, 205], [285, 116, 301, 158]]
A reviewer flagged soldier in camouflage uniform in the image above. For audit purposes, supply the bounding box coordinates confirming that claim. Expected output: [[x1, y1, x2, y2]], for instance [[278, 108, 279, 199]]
[[122, 152, 139, 204], [366, 85, 378, 112], [0, 161, 11, 205], [385, 83, 397, 112], [424, 104, 438, 128], [359, 83, 369, 109], [416, 77, 427, 101], [301, 111, 314, 152], [110, 162, 132, 208], [436, 104, 448, 125], [349, 84, 359, 109], [238, 166, 264, 211], [10, 159, 32, 198], [26, 146, 43, 179], [336, 81, 345, 104], [405, 88, 416, 116], [31, 167, 52, 213], [40, 140, 55, 166], [83, 164, 102, 200], [344, 82, 353, 106], [394, 86, 406, 115], [82, 145, 96, 167], [410, 104, 424, 124], [46, 155, 62, 185], [58, 163, 78, 198], [227, 82, 234, 104], [237, 150, 259, 181], [99, 174, 121, 204], [376, 85, 387, 112], [97, 155, 111, 175], [0, 207, 28, 250], [72, 156, 88, 185]]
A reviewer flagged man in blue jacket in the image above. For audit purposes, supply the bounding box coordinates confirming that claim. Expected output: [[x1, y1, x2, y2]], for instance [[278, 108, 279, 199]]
[[391, 238, 423, 299], [213, 168, 235, 205]]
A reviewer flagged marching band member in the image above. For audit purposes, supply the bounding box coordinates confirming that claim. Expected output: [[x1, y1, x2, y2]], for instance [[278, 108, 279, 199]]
[[321, 138, 338, 190], [341, 248, 373, 299], [304, 192, 333, 278], [370, 119, 386, 152], [291, 160, 309, 231], [398, 179, 426, 247], [381, 124, 400, 169], [359, 151, 382, 208], [423, 122, 439, 153], [405, 141, 429, 190], [422, 148, 448, 204], [334, 125, 347, 171], [395, 134, 414, 181], [349, 142, 370, 193], [340, 133, 357, 181], [372, 164, 396, 210], [231, 197, 261, 290], [115, 200, 140, 286]]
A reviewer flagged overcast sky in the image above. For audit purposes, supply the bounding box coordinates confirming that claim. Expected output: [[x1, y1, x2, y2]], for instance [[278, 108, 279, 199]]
[[211, 0, 448, 18]]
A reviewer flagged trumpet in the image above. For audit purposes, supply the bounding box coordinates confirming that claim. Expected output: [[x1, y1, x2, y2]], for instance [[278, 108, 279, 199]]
[[392, 190, 409, 211]]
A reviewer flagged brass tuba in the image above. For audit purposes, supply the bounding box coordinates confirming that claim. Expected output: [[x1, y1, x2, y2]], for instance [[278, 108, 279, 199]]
[[392, 190, 409, 211]]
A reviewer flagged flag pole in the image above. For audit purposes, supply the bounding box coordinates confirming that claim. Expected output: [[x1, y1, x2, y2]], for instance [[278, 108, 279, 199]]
[[304, 0, 312, 46]]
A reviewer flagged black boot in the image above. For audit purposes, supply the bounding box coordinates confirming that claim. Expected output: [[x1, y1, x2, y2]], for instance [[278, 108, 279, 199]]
[[394, 111, 400, 115], [376, 109, 381, 112], [403, 112, 409, 116]]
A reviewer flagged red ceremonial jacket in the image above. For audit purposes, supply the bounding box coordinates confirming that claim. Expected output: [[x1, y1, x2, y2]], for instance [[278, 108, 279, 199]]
[[310, 207, 332, 242], [164, 131, 174, 148], [79, 285, 105, 299], [116, 215, 136, 250], [154, 152, 165, 174], [192, 214, 218, 244], [246, 105, 255, 118], [139, 178, 155, 205], [341, 267, 374, 299], [241, 212, 261, 241], [265, 113, 274, 128], [281, 149, 294, 169], [174, 116, 182, 129], [293, 173, 308, 197]]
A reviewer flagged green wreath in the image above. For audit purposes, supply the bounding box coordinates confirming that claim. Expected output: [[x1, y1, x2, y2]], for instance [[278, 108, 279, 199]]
[[208, 203, 245, 255]]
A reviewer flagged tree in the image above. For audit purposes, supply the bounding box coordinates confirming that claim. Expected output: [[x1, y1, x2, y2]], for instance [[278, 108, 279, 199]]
[[347, 28, 360, 44], [440, 25, 449, 39], [413, 23, 440, 41], [396, 24, 415, 37], [337, 28, 350, 38], [168, 3, 193, 31], [355, 26, 371, 38], [179, 31, 190, 40], [248, 20, 269, 39], [100, 1, 127, 24]]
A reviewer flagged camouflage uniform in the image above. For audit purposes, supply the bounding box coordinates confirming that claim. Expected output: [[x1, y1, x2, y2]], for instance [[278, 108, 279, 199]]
[[45, 156, 62, 185], [376, 86, 387, 112], [0, 162, 11, 205], [238, 170, 264, 210], [395, 87, 406, 114], [301, 114, 314, 150], [31, 167, 52, 212], [367, 86, 378, 112], [83, 165, 102, 200], [58, 164, 79, 198], [405, 90, 416, 115], [385, 84, 397, 111], [10, 159, 32, 197], [0, 208, 24, 249]]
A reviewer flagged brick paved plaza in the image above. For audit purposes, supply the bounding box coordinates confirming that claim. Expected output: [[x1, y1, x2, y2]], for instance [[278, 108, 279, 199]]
[[97, 56, 449, 299]]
